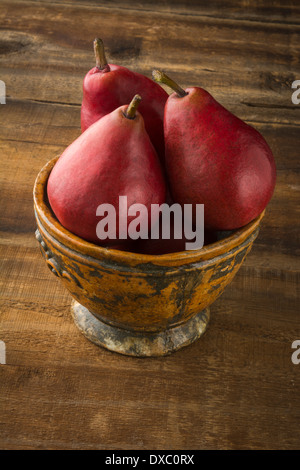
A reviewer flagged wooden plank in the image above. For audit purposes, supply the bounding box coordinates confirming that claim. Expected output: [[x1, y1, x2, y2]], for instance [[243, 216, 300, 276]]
[[13, 0, 300, 25], [0, 1, 299, 125], [1, 99, 299, 160]]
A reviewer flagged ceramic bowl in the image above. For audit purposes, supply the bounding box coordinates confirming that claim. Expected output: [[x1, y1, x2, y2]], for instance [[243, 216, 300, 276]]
[[33, 156, 264, 356]]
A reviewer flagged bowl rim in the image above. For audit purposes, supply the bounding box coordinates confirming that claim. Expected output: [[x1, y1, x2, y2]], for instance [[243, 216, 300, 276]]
[[33, 156, 265, 266]]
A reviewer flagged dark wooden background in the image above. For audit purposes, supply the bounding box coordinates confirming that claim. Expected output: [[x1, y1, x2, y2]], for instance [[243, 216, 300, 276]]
[[0, 0, 299, 450]]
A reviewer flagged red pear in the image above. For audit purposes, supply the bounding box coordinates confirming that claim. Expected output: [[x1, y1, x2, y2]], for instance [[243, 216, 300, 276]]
[[152, 71, 276, 230], [48, 95, 166, 245], [81, 39, 168, 164]]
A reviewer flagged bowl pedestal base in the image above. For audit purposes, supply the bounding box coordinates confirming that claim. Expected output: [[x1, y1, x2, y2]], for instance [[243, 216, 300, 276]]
[[71, 301, 210, 357]]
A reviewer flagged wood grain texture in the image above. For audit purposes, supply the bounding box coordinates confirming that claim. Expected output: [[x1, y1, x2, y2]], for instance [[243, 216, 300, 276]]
[[0, 0, 299, 450]]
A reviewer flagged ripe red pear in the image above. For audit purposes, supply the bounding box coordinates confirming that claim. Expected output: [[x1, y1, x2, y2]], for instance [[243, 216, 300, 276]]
[[81, 38, 168, 164], [47, 95, 166, 245], [152, 71, 276, 230]]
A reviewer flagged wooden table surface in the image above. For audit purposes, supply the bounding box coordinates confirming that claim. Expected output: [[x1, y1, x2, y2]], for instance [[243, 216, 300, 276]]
[[0, 0, 299, 450]]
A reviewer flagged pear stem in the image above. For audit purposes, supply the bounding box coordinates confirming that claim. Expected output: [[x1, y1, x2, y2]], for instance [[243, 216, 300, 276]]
[[124, 95, 142, 119], [94, 38, 110, 71], [152, 70, 188, 97]]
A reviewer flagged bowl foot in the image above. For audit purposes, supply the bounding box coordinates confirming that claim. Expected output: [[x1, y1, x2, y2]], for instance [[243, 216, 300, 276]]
[[71, 301, 210, 357]]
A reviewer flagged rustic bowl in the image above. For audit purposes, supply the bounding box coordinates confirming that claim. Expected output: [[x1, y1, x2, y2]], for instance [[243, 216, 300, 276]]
[[33, 156, 264, 357]]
